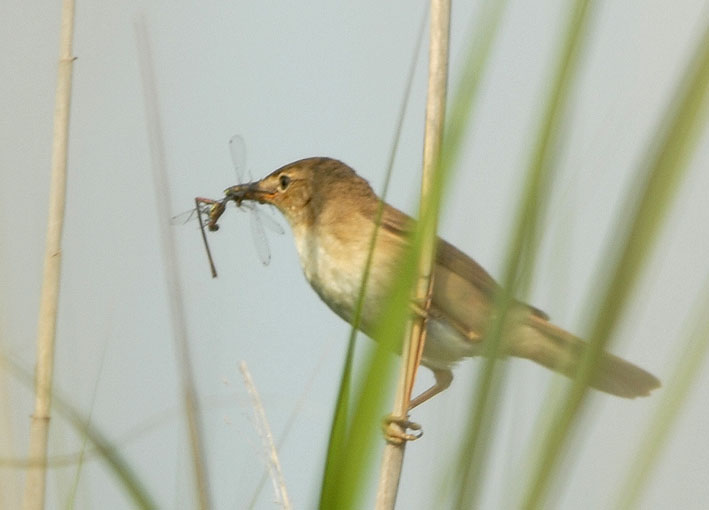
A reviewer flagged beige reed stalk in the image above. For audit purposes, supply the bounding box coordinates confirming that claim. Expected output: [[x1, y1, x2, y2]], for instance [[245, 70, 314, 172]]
[[239, 362, 292, 510], [22, 1, 76, 509], [375, 0, 451, 508]]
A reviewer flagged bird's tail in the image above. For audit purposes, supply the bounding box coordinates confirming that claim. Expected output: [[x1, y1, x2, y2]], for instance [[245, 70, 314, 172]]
[[510, 316, 660, 398]]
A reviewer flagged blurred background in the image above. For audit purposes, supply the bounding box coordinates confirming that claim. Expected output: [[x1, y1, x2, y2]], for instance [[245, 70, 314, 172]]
[[1, 1, 708, 508]]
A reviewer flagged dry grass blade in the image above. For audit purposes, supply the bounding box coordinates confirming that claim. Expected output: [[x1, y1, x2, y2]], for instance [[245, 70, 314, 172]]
[[134, 16, 212, 509], [248, 346, 332, 508], [239, 362, 292, 510]]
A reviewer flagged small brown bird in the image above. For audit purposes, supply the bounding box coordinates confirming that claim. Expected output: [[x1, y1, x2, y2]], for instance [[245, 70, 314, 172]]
[[222, 157, 660, 407]]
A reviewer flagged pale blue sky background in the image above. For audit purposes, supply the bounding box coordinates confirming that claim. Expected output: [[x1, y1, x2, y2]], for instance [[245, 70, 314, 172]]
[[2, 1, 709, 509]]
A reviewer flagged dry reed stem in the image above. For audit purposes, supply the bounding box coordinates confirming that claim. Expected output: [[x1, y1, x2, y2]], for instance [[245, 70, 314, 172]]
[[239, 362, 292, 510], [375, 0, 451, 508], [22, 1, 75, 508]]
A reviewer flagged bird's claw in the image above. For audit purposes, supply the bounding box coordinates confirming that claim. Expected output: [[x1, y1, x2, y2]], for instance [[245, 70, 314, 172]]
[[382, 414, 423, 445]]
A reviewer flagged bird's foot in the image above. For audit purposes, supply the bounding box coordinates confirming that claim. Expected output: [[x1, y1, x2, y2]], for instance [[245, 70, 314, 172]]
[[382, 414, 422, 445]]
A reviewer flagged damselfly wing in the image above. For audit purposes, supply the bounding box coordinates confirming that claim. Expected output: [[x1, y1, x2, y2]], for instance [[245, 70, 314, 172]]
[[228, 135, 285, 265]]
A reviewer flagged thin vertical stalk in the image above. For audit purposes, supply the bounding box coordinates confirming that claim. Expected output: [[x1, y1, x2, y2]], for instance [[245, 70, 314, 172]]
[[454, 1, 594, 507], [522, 20, 709, 509], [23, 1, 75, 508], [239, 363, 291, 510], [135, 18, 212, 510], [318, 6, 428, 508], [375, 0, 450, 508]]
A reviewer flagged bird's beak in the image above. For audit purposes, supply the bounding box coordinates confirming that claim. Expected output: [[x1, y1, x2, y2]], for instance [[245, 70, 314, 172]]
[[224, 181, 276, 206]]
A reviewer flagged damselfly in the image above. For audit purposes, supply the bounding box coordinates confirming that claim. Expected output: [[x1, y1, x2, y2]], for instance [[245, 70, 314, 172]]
[[173, 136, 284, 277]]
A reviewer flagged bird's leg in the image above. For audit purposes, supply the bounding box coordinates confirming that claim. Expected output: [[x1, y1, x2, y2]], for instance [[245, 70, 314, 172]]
[[409, 368, 453, 409], [380, 302, 455, 443], [382, 369, 453, 444], [407, 301, 457, 408]]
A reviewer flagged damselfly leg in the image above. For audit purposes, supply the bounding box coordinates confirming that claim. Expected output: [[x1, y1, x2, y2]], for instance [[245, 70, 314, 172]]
[[194, 196, 228, 277]]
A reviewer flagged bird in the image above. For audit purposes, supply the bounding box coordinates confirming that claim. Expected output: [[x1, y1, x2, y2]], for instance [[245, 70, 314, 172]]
[[221, 157, 661, 409]]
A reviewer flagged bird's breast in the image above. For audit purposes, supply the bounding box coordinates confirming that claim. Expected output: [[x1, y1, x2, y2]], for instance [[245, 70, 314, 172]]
[[291, 223, 395, 328], [290, 220, 482, 369]]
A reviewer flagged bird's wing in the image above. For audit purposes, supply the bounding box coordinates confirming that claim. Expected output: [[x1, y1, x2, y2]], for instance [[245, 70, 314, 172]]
[[379, 203, 549, 342], [379, 203, 498, 294]]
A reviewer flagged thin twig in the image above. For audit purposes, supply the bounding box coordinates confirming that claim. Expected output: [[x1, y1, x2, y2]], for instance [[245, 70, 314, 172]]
[[239, 362, 292, 510], [22, 1, 75, 508], [249, 344, 333, 509]]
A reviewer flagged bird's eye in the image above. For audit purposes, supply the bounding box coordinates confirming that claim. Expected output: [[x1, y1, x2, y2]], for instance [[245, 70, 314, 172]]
[[279, 174, 291, 190]]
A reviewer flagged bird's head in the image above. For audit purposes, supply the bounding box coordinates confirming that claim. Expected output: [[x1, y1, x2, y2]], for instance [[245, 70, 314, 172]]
[[224, 157, 376, 228]]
